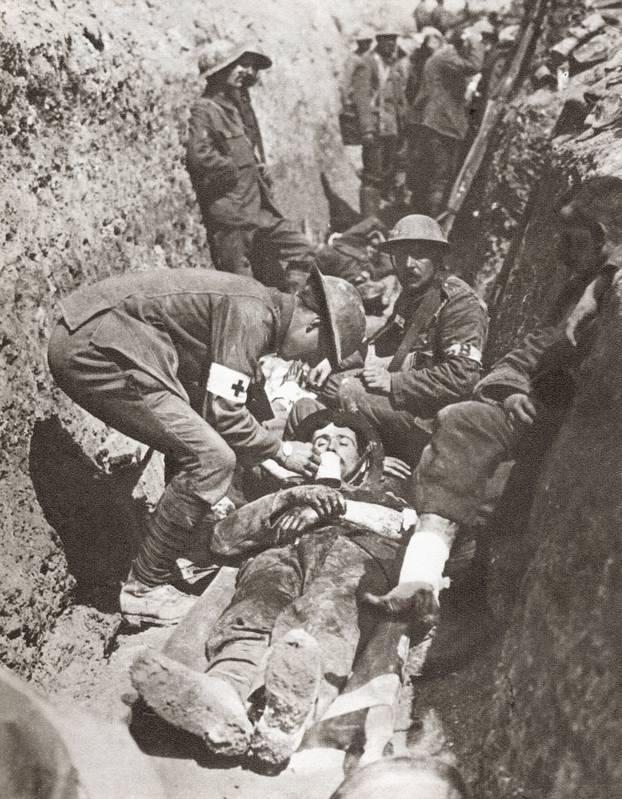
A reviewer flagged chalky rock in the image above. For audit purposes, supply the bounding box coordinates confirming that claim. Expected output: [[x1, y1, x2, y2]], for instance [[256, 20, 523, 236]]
[[130, 648, 252, 756], [0, 664, 165, 799], [250, 629, 322, 766]]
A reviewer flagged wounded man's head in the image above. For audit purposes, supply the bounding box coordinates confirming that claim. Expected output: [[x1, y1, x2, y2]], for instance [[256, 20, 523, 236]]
[[288, 408, 383, 483]]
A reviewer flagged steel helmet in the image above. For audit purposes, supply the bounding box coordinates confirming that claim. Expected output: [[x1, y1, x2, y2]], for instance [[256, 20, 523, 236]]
[[352, 26, 375, 43], [377, 214, 449, 252], [197, 39, 272, 78], [303, 265, 366, 369]]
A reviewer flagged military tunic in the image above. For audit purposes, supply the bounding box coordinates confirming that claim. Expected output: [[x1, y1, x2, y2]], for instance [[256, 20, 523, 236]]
[[351, 49, 409, 216], [186, 90, 313, 283], [408, 42, 484, 215], [48, 269, 292, 584]]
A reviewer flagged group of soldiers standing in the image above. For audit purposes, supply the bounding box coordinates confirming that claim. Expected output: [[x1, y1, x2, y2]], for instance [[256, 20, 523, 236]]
[[340, 3, 500, 219]]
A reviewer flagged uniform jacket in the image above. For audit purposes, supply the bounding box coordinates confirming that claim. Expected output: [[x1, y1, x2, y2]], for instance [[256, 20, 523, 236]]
[[59, 269, 292, 464], [373, 276, 489, 418], [475, 321, 592, 412], [411, 42, 484, 140], [475, 273, 602, 411], [340, 52, 366, 109], [186, 90, 280, 230], [351, 50, 409, 137]]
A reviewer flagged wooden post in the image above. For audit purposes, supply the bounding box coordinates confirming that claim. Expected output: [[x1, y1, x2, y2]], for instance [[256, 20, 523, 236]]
[[440, 0, 548, 236]]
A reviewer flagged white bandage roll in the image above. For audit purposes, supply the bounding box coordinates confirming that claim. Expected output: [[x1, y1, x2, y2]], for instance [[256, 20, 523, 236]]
[[398, 531, 452, 597]]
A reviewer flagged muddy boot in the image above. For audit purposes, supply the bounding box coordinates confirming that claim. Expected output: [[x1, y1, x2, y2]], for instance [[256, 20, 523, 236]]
[[130, 649, 252, 757], [120, 580, 197, 628], [250, 629, 322, 767]]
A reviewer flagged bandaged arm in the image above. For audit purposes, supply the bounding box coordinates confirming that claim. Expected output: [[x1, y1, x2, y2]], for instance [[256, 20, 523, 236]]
[[398, 516, 457, 598]]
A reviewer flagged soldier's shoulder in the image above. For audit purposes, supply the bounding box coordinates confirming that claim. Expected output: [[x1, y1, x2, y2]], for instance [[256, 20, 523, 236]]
[[189, 95, 220, 116], [442, 276, 488, 310]]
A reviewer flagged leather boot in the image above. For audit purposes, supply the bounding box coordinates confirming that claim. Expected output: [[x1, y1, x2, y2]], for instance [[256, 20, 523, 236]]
[[120, 578, 197, 628]]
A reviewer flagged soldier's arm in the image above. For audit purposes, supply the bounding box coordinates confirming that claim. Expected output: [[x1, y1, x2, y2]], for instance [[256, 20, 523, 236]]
[[442, 40, 485, 77], [205, 296, 281, 465], [474, 325, 566, 403], [211, 485, 345, 557], [390, 290, 488, 416], [186, 101, 238, 190], [351, 59, 376, 136]]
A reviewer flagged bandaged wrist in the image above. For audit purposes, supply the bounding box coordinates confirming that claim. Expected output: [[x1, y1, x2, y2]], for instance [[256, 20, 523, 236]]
[[399, 531, 451, 597]]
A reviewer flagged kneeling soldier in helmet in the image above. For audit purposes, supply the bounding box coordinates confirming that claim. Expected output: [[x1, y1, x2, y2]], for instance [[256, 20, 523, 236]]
[[48, 267, 365, 627]]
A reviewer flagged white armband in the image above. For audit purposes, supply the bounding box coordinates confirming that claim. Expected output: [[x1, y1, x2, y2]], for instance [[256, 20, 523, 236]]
[[206, 363, 250, 404], [445, 342, 482, 365]]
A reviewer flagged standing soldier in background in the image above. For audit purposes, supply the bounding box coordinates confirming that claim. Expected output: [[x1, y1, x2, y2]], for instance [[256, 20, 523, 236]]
[[186, 41, 315, 288], [352, 32, 409, 217], [339, 27, 374, 111], [408, 28, 484, 217], [413, 0, 458, 35]]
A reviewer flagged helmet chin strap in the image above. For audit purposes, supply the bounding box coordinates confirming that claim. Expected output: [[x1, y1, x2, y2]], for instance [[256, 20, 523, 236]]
[[341, 443, 375, 488]]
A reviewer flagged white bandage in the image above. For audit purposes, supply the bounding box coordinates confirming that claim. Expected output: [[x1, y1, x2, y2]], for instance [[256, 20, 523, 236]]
[[398, 531, 452, 598], [206, 363, 250, 404]]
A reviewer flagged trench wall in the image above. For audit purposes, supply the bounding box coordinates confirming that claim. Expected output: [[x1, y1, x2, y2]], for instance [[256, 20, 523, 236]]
[[444, 5, 622, 791]]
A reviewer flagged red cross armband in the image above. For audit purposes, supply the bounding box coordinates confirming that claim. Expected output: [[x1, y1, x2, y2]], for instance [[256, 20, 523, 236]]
[[444, 342, 483, 365], [206, 363, 251, 404]]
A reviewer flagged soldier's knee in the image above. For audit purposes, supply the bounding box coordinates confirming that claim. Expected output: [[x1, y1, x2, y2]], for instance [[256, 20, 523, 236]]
[[436, 400, 480, 428]]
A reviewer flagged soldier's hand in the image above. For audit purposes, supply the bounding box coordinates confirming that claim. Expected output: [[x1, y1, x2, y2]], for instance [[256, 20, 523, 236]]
[[276, 440, 320, 478], [284, 359, 310, 387], [383, 456, 413, 480], [284, 484, 346, 520], [307, 358, 332, 390], [362, 366, 391, 395], [321, 372, 348, 403], [364, 581, 440, 627], [503, 393, 537, 427], [275, 505, 320, 542]]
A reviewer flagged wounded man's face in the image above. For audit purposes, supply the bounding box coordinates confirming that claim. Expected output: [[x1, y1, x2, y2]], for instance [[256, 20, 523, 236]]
[[311, 423, 360, 478]]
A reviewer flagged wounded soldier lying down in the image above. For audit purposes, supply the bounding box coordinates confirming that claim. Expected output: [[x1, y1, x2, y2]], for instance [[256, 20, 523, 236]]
[[131, 409, 425, 766]]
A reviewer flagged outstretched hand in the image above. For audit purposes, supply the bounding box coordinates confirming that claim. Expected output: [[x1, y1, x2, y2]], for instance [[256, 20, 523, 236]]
[[364, 581, 440, 627]]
